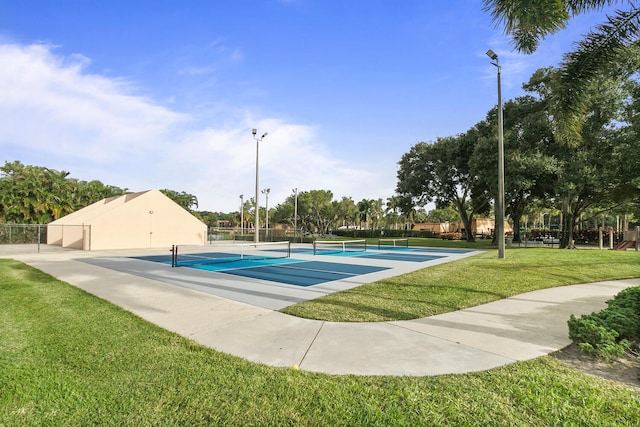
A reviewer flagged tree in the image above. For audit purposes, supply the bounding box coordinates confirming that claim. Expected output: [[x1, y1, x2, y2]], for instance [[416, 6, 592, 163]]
[[357, 199, 375, 229], [334, 197, 358, 229], [395, 194, 418, 230], [305, 190, 336, 235], [526, 65, 640, 247], [0, 161, 126, 223], [396, 132, 490, 242], [159, 189, 198, 212], [424, 205, 459, 224], [471, 93, 560, 242], [483, 0, 640, 143], [274, 190, 337, 235], [270, 198, 295, 229], [384, 196, 405, 229]]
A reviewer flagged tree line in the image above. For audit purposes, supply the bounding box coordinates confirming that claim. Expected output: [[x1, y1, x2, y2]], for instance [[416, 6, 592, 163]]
[[0, 161, 199, 224], [0, 161, 413, 235], [394, 1, 640, 248], [205, 192, 406, 235], [397, 65, 640, 247]]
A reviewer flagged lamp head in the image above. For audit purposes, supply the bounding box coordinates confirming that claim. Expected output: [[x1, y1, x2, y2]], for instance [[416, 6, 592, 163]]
[[252, 128, 257, 136], [486, 49, 498, 61], [262, 132, 268, 138]]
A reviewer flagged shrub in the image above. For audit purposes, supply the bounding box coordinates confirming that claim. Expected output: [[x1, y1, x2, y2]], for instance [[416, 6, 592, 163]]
[[607, 286, 640, 315], [440, 232, 462, 240], [568, 315, 630, 360], [597, 308, 639, 339], [567, 286, 639, 360]]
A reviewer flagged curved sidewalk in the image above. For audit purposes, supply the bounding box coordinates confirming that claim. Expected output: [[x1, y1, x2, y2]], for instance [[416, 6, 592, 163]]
[[11, 249, 640, 376]]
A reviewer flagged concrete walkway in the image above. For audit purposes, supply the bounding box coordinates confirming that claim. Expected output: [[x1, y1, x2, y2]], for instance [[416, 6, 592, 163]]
[[8, 247, 640, 376]]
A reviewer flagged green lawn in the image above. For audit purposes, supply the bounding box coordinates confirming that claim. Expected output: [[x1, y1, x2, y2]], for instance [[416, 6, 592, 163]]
[[2, 253, 640, 426], [282, 248, 640, 321]]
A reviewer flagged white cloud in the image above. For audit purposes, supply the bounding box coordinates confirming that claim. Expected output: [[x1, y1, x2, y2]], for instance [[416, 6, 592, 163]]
[[180, 66, 217, 76], [0, 42, 389, 212], [208, 37, 244, 63], [0, 43, 186, 162]]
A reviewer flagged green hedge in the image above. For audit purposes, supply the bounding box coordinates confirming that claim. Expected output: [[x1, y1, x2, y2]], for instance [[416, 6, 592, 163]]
[[568, 286, 640, 360], [334, 229, 438, 239]]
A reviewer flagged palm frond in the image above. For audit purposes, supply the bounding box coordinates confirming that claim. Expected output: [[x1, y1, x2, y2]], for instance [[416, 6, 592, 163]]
[[483, 0, 625, 53], [483, 0, 570, 53], [555, 7, 640, 142], [567, 0, 619, 15]]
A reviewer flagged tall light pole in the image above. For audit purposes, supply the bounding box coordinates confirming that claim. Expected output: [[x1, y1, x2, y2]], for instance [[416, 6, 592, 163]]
[[239, 194, 244, 241], [252, 128, 268, 243], [486, 49, 505, 259], [293, 188, 298, 241], [262, 188, 270, 240]]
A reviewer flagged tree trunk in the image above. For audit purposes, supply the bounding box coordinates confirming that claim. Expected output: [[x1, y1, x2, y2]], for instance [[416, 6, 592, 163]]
[[560, 198, 576, 249], [459, 211, 475, 242], [512, 216, 522, 242]]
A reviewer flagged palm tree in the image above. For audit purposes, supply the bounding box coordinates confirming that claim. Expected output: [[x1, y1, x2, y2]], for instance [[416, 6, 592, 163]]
[[483, 0, 640, 142], [371, 198, 384, 230], [334, 196, 357, 229], [385, 196, 403, 230], [160, 189, 199, 212], [357, 199, 374, 230]]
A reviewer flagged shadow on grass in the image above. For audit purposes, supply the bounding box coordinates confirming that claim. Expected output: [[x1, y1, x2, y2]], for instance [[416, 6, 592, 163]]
[[286, 284, 511, 321]]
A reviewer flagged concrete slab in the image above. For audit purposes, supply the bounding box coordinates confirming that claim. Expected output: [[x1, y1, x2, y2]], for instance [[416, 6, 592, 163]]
[[394, 278, 640, 362], [298, 321, 514, 376], [394, 312, 571, 361], [190, 312, 324, 367]]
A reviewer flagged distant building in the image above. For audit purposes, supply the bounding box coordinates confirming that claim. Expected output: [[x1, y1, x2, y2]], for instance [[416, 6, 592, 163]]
[[412, 222, 452, 234], [412, 218, 513, 237]]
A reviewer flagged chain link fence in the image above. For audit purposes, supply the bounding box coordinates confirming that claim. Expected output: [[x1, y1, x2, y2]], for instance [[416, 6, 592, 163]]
[[0, 223, 94, 253], [0, 224, 48, 254], [0, 224, 46, 244]]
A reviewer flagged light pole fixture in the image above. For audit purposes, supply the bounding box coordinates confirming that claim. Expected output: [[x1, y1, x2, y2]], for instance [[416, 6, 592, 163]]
[[262, 188, 270, 239], [292, 188, 298, 240], [486, 49, 505, 259], [239, 194, 244, 240], [252, 128, 268, 243]]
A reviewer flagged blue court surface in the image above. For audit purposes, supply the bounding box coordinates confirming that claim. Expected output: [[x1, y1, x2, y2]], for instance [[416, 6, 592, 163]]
[[131, 253, 389, 287], [130, 246, 475, 288], [101, 244, 483, 310], [212, 261, 388, 287]]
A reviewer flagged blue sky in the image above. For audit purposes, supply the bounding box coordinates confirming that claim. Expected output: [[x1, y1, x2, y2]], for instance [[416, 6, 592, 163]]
[[0, 1, 613, 212]]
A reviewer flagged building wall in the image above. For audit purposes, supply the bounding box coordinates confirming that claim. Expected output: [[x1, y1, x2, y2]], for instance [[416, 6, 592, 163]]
[[47, 190, 206, 250], [47, 196, 123, 246], [412, 218, 514, 236], [412, 223, 449, 233]]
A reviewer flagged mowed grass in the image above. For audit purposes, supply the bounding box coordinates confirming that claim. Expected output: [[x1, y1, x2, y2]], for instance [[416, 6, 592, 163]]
[[282, 248, 640, 321], [1, 258, 639, 426]]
